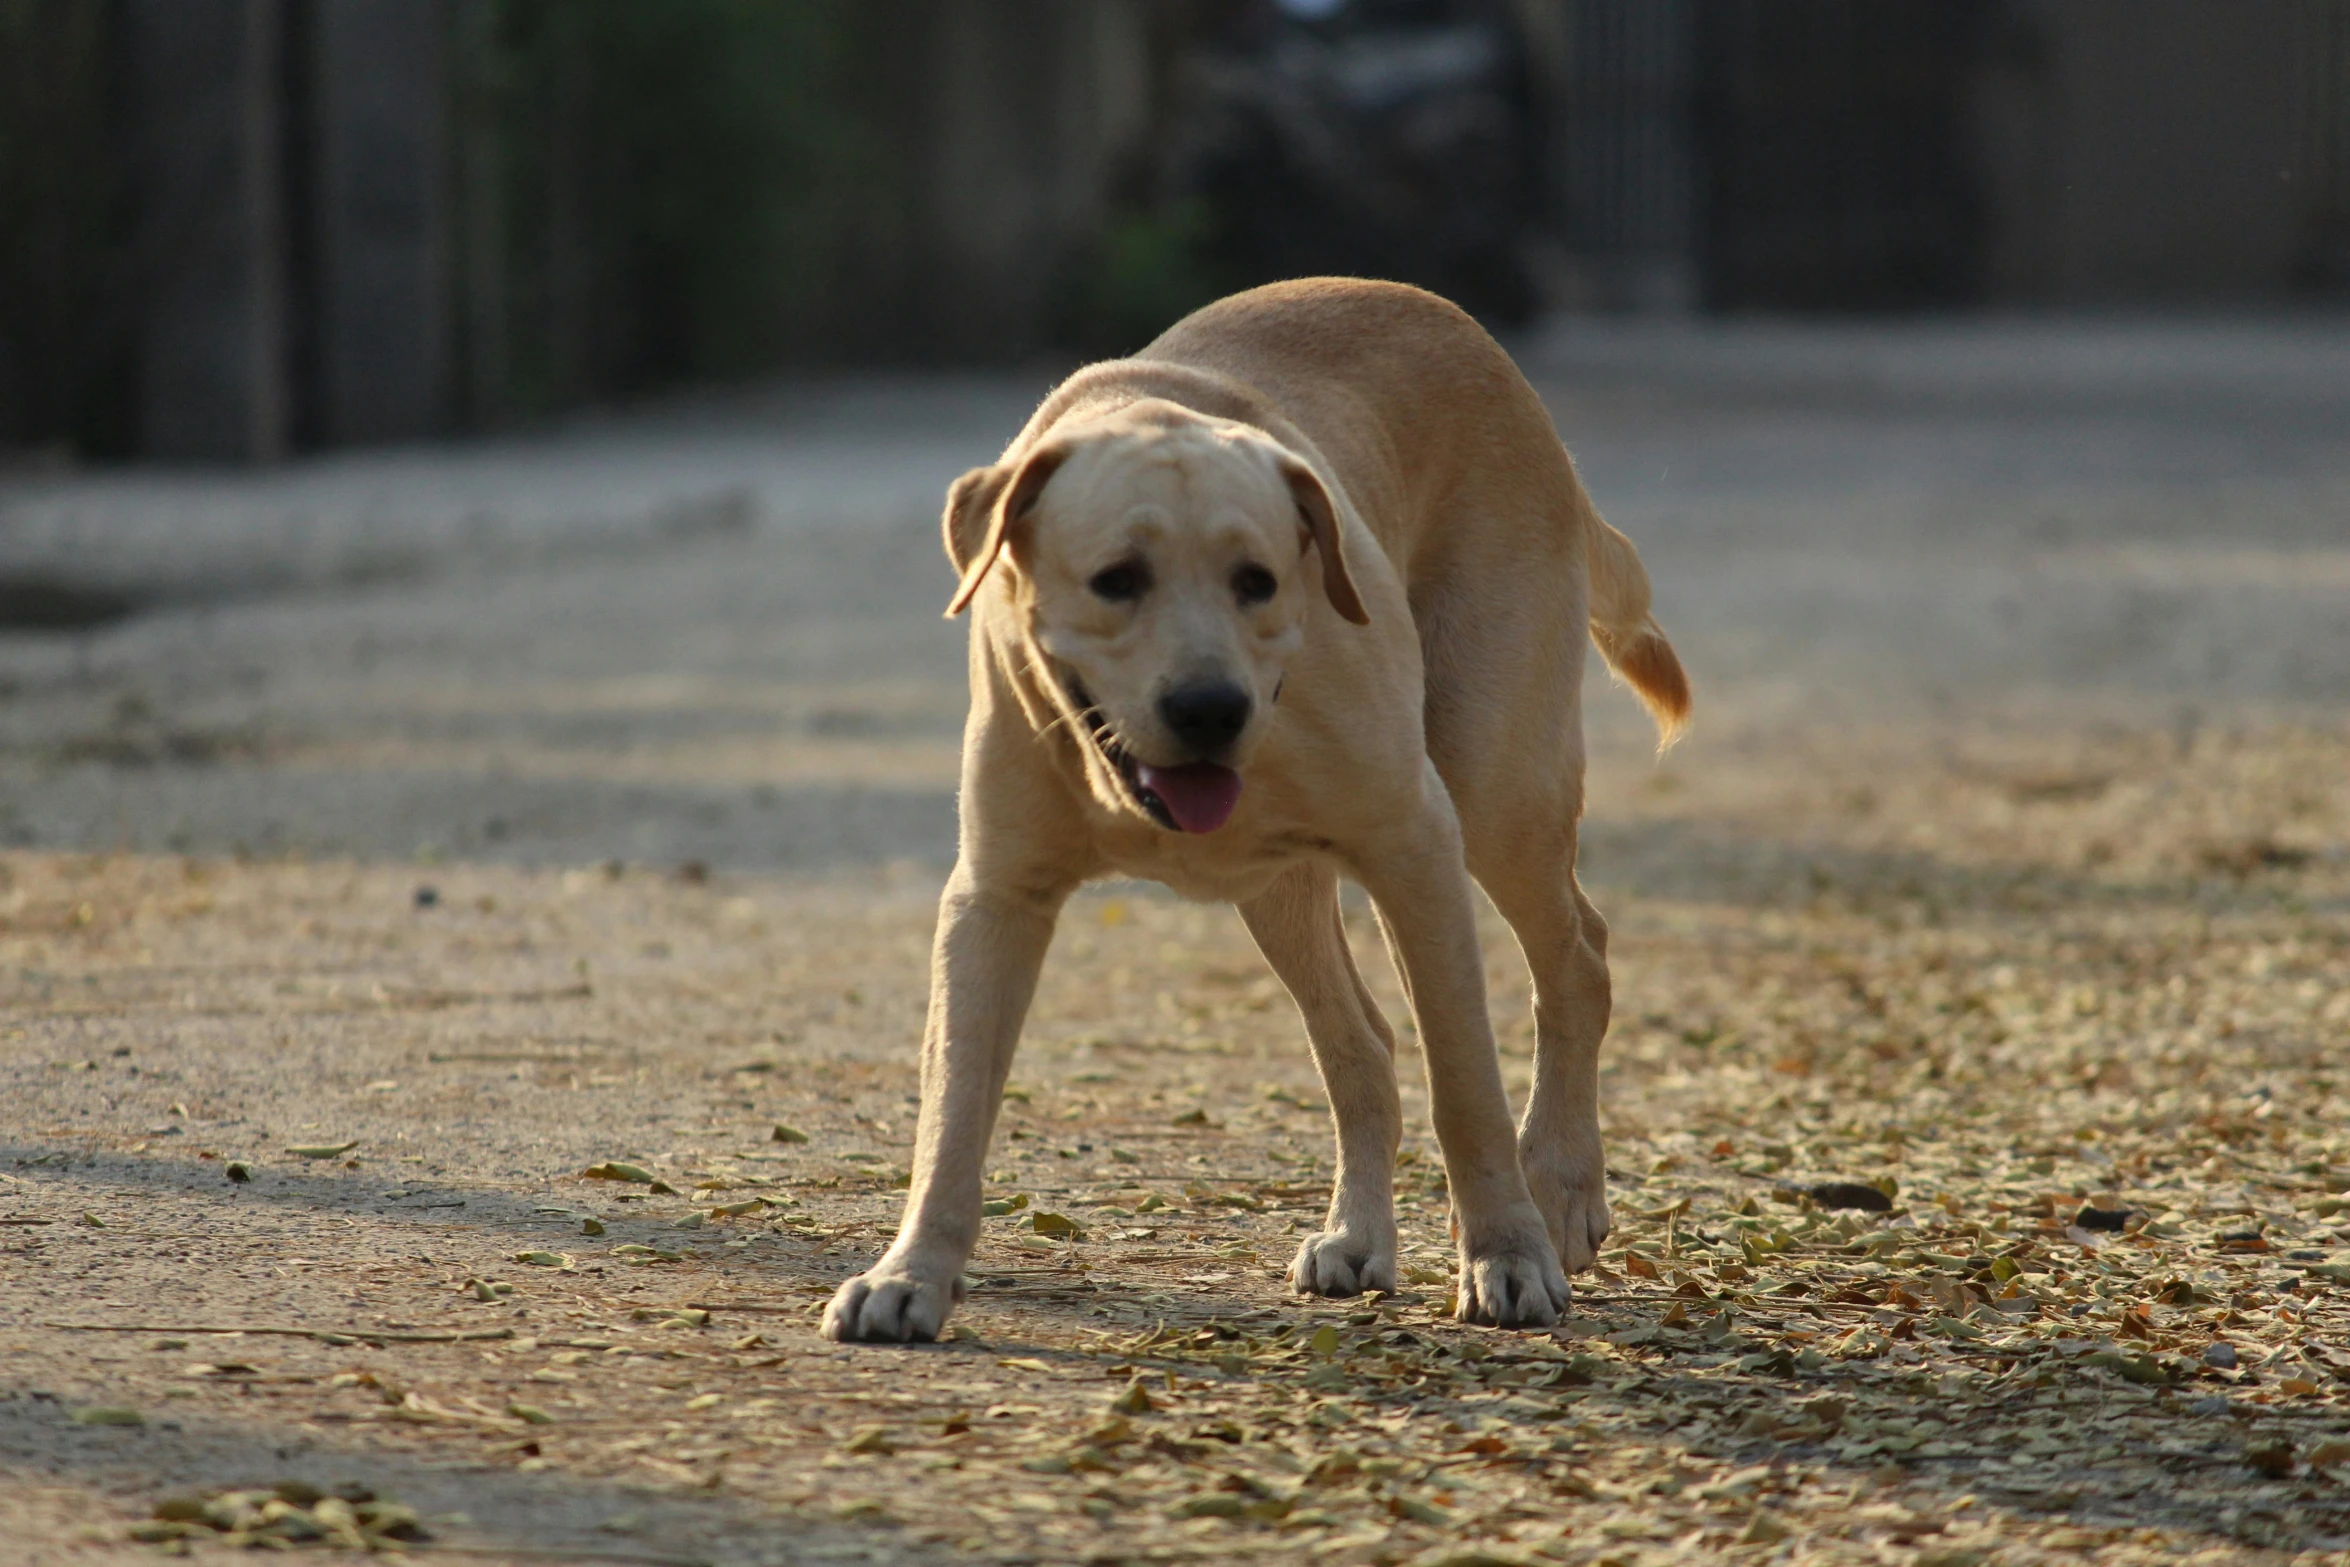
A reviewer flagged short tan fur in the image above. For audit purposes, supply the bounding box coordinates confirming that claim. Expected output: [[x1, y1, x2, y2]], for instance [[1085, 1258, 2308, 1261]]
[[827, 278, 1687, 1343]]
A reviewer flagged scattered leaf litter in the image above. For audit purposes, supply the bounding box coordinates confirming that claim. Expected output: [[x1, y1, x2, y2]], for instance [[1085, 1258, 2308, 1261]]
[[4, 718, 2347, 1563]]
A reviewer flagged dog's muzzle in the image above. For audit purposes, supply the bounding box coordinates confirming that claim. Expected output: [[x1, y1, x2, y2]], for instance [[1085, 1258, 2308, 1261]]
[[1062, 674, 1244, 834]]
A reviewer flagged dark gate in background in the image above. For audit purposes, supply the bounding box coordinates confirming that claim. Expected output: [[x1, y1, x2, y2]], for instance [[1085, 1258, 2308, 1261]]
[[1556, 0, 2350, 313], [1695, 0, 1991, 310], [1550, 0, 1990, 312]]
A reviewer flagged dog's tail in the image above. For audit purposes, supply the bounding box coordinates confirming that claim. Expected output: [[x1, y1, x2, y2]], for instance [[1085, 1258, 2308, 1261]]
[[1584, 507, 1691, 748]]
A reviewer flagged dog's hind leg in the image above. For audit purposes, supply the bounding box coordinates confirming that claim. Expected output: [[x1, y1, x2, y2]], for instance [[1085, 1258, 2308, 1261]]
[[1239, 862, 1402, 1297], [1353, 787, 1571, 1327], [1469, 821, 1614, 1273]]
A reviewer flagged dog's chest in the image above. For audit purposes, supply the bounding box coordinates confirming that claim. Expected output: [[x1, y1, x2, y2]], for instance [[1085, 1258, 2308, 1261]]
[[1088, 814, 1314, 904]]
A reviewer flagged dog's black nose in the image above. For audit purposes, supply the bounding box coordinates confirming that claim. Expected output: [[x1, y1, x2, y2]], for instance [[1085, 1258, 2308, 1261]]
[[1158, 681, 1252, 754]]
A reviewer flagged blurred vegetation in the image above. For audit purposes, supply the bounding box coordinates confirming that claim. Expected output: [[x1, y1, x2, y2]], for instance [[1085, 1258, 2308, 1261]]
[[0, 0, 134, 457], [0, 0, 1229, 456], [1059, 199, 1226, 359], [0, 0, 902, 453], [463, 0, 887, 418]]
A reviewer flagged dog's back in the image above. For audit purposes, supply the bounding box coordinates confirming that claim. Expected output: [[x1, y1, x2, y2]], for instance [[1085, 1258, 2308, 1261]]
[[1142, 277, 1688, 745]]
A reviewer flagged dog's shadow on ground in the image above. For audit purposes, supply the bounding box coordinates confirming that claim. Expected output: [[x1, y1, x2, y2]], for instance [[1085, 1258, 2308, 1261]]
[[0, 1136, 890, 1308], [0, 1133, 1140, 1346]]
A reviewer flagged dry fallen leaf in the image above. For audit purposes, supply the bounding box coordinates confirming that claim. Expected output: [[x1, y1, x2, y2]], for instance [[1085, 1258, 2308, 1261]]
[[71, 1406, 143, 1426]]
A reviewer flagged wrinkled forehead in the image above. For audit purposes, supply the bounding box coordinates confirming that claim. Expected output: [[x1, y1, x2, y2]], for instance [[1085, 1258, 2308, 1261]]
[[1040, 420, 1292, 554]]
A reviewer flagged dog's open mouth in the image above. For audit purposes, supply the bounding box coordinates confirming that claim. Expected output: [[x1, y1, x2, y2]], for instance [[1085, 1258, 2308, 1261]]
[[1064, 677, 1243, 835], [1131, 759, 1243, 834]]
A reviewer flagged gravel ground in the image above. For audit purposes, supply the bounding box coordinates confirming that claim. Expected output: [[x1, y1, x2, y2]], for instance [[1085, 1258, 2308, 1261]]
[[2, 317, 2348, 1566]]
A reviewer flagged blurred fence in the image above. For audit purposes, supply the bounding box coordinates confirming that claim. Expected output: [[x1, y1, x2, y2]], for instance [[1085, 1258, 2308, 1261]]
[[0, 0, 1177, 461], [3, 0, 2348, 464]]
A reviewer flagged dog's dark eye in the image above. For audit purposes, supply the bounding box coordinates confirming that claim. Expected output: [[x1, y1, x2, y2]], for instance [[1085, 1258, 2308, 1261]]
[[1088, 561, 1149, 603], [1232, 564, 1277, 605]]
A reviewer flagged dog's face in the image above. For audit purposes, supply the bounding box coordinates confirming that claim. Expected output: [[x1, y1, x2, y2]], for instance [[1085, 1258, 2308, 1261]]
[[943, 405, 1366, 833]]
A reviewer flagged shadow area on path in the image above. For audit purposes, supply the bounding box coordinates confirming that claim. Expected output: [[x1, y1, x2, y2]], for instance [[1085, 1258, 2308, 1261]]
[[23, 762, 2342, 920], [0, 1133, 1126, 1355], [14, 769, 963, 874], [0, 1390, 884, 1567], [1577, 816, 2349, 922]]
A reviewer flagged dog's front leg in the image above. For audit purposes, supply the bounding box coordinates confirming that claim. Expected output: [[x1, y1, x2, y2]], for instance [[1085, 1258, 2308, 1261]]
[[823, 873, 1063, 1343], [1357, 787, 1570, 1329]]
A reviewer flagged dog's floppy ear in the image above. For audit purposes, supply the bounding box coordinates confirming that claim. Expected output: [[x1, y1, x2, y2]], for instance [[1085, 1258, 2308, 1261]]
[[1279, 456, 1369, 625], [942, 443, 1070, 618]]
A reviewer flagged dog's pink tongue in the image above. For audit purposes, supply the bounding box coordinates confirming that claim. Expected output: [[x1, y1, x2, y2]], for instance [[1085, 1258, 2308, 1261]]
[[1137, 763, 1243, 833]]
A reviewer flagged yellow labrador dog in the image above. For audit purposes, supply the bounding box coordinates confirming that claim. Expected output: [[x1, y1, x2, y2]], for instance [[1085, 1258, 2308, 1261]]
[[825, 278, 1687, 1341]]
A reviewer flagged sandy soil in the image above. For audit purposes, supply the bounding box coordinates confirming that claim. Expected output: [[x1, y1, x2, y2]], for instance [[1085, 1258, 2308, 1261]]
[[3, 319, 2348, 1566]]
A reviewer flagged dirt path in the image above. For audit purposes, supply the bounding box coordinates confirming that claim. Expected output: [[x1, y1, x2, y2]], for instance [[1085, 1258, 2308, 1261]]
[[4, 322, 2349, 1564], [8, 716, 2350, 1566]]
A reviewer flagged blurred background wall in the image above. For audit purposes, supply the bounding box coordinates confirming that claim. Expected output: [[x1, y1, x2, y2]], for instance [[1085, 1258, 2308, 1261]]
[[3, 0, 2347, 464]]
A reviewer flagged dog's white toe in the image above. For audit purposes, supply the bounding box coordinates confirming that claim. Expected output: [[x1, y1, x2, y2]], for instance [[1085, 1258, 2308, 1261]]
[[1456, 1207, 1572, 1328], [822, 1268, 956, 1343], [1521, 1137, 1612, 1273], [1290, 1227, 1397, 1298]]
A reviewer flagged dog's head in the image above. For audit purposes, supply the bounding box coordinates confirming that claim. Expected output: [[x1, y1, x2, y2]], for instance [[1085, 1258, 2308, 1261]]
[[942, 401, 1367, 834]]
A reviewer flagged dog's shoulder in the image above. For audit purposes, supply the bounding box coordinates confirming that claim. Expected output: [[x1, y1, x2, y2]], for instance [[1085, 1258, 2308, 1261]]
[[1141, 278, 1498, 379]]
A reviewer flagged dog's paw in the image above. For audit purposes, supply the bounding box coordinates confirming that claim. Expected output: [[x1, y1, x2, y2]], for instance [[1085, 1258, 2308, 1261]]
[[1455, 1208, 1571, 1329], [822, 1264, 961, 1344], [1290, 1225, 1397, 1298], [1520, 1132, 1611, 1272]]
